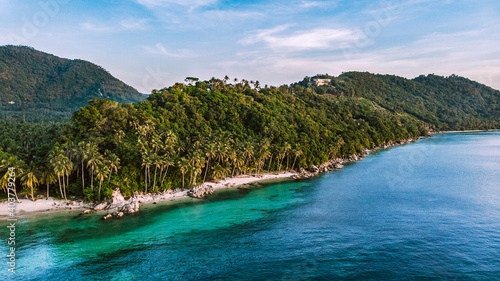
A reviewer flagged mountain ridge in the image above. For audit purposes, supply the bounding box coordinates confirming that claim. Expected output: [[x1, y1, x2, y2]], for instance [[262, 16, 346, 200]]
[[0, 45, 146, 122]]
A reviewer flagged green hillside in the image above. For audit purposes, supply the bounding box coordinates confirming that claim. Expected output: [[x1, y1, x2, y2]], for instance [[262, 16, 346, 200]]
[[297, 72, 500, 130], [0, 45, 146, 122]]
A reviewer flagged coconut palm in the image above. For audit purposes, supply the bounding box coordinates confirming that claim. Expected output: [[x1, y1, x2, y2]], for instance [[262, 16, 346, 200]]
[[86, 142, 101, 192], [203, 142, 217, 183], [40, 167, 57, 199], [20, 164, 39, 200], [95, 162, 110, 200], [49, 146, 65, 199], [141, 150, 153, 193], [106, 152, 120, 184], [178, 157, 191, 189], [76, 141, 89, 191], [0, 156, 25, 201], [291, 147, 303, 171]]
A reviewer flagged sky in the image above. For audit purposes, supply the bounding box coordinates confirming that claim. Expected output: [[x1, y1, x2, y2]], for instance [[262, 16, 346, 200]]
[[0, 0, 499, 93]]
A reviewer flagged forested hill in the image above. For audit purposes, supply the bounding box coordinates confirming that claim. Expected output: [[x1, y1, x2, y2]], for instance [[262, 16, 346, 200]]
[[297, 72, 500, 131], [0, 45, 146, 122]]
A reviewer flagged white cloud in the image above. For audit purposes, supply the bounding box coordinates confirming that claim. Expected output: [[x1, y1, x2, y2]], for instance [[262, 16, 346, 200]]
[[80, 22, 114, 32], [224, 26, 500, 90], [144, 43, 196, 58], [120, 18, 150, 31], [240, 25, 365, 52], [135, 0, 216, 8], [80, 18, 150, 33], [299, 1, 333, 8]]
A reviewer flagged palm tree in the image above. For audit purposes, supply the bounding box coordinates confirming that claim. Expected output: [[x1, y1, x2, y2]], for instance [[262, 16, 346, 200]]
[[211, 163, 225, 182], [95, 162, 110, 200], [152, 153, 161, 190], [61, 155, 73, 201], [0, 156, 25, 201], [178, 157, 191, 189], [40, 167, 57, 199], [77, 141, 89, 191], [291, 147, 303, 171], [86, 142, 101, 192], [141, 150, 153, 193], [49, 146, 65, 199], [106, 152, 120, 185], [159, 156, 175, 190], [203, 142, 217, 183], [21, 164, 39, 200]]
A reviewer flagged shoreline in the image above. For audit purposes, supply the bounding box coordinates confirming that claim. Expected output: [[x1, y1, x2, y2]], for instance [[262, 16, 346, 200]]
[[0, 172, 298, 217], [434, 129, 500, 134], [0, 136, 426, 218]]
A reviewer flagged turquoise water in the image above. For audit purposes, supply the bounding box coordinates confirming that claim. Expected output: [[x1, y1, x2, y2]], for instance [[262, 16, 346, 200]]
[[1, 132, 500, 280]]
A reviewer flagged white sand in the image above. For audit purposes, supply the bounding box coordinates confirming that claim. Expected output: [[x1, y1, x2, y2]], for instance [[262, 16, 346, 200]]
[[0, 172, 297, 217]]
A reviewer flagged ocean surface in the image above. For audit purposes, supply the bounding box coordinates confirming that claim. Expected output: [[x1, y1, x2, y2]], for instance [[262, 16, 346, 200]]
[[1, 132, 500, 280]]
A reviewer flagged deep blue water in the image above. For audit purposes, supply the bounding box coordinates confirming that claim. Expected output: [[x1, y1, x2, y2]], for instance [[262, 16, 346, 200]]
[[2, 132, 500, 280]]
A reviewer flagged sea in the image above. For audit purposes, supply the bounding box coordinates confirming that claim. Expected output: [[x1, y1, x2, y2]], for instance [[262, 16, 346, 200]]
[[1, 132, 499, 280]]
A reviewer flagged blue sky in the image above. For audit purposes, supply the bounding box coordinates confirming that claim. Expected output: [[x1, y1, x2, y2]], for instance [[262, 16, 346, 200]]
[[0, 0, 499, 93]]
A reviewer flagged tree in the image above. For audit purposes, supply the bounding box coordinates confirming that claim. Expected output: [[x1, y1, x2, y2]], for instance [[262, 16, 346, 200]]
[[76, 141, 89, 191], [0, 156, 25, 201], [86, 142, 101, 192], [291, 147, 303, 171], [203, 142, 217, 182], [178, 157, 190, 189], [40, 167, 57, 199], [21, 163, 39, 200], [106, 152, 120, 185], [95, 162, 110, 200]]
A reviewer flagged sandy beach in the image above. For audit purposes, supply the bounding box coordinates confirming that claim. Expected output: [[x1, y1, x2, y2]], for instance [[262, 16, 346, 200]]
[[0, 172, 297, 217]]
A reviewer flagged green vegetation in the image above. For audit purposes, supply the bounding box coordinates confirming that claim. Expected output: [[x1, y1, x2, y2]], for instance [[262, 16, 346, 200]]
[[2, 72, 498, 202], [0, 45, 146, 122], [298, 72, 500, 130]]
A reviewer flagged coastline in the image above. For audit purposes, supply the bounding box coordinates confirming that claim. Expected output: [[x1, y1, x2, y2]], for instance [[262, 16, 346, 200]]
[[434, 129, 500, 134], [0, 137, 423, 218], [0, 172, 297, 217]]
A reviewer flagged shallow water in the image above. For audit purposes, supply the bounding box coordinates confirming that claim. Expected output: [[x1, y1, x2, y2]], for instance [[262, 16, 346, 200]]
[[1, 132, 500, 280]]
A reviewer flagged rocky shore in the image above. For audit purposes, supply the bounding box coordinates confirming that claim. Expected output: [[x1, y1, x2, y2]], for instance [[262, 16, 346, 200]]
[[292, 138, 420, 179], [0, 137, 420, 218]]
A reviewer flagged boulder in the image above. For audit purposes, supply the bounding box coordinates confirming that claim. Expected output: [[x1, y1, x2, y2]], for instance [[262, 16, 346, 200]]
[[308, 165, 319, 173], [118, 201, 140, 214], [103, 214, 112, 220], [114, 212, 124, 218], [94, 202, 109, 211], [111, 188, 126, 206], [188, 184, 214, 198], [80, 209, 92, 215]]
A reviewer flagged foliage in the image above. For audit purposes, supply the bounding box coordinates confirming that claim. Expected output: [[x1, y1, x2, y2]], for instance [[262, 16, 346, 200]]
[[0, 45, 146, 122], [1, 73, 498, 201]]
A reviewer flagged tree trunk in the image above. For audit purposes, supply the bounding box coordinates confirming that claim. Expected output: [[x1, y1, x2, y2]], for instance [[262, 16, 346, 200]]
[[182, 173, 185, 189], [203, 157, 210, 183], [153, 165, 158, 190], [98, 180, 102, 200], [58, 175, 63, 199], [144, 167, 148, 193], [90, 166, 94, 192], [108, 170, 112, 185], [291, 155, 298, 171], [47, 183, 49, 199], [81, 160, 85, 191], [268, 154, 273, 173], [160, 165, 170, 190]]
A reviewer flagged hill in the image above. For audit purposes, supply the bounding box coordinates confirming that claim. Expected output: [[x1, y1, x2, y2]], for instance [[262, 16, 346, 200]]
[[296, 72, 500, 131], [0, 45, 146, 122]]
